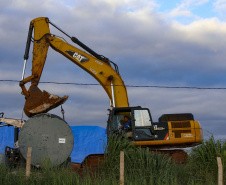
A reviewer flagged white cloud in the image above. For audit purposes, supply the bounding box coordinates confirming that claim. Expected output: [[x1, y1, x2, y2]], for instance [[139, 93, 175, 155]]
[[214, 0, 226, 11], [172, 18, 226, 49], [186, 0, 210, 6], [168, 0, 210, 20], [170, 9, 194, 18], [214, 0, 226, 20]]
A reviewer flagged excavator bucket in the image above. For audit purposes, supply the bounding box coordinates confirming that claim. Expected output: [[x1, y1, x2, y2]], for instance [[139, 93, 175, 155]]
[[24, 85, 68, 117]]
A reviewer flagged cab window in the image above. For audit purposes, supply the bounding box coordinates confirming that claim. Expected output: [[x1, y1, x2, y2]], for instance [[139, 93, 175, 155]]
[[112, 114, 124, 131], [134, 110, 152, 127]]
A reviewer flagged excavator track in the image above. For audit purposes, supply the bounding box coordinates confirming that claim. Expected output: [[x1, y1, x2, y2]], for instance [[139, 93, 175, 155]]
[[150, 149, 188, 164]]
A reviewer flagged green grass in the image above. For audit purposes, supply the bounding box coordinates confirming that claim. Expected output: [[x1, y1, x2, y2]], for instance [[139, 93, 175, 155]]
[[0, 135, 225, 185], [186, 135, 226, 184]]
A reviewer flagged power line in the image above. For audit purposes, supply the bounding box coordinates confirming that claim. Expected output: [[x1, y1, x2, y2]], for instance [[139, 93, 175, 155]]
[[1, 79, 226, 90]]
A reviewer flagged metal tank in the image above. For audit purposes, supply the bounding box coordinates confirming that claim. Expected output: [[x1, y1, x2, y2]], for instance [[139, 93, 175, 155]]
[[18, 113, 74, 167]]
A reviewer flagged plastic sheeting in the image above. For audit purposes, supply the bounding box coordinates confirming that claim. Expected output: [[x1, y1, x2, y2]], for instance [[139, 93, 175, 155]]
[[0, 126, 14, 153], [71, 126, 107, 163], [0, 125, 107, 163]]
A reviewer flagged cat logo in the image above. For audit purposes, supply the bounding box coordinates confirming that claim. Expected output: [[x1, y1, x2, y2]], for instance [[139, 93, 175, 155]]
[[65, 50, 89, 63]]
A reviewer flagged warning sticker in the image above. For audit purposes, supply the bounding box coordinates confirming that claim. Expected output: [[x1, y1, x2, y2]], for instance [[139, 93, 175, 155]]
[[59, 138, 66, 143]]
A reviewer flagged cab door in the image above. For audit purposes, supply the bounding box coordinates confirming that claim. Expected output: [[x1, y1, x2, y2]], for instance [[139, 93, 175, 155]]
[[132, 108, 155, 141]]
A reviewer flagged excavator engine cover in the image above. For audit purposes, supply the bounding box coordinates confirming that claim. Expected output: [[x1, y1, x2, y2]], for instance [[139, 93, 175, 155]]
[[18, 113, 74, 168], [24, 85, 68, 117]]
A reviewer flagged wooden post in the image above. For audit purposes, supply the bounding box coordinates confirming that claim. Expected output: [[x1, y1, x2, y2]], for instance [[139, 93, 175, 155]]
[[26, 147, 32, 177], [120, 151, 124, 185], [217, 157, 223, 185]]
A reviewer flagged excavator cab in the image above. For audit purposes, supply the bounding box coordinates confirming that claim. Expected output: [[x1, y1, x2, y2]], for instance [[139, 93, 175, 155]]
[[107, 107, 156, 141], [107, 107, 203, 148]]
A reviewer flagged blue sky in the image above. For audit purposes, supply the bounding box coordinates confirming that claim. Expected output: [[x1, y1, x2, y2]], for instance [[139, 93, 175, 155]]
[[156, 0, 225, 24], [0, 0, 226, 140]]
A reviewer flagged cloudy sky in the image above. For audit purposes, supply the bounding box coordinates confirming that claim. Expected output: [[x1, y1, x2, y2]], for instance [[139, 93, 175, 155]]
[[0, 0, 226, 140]]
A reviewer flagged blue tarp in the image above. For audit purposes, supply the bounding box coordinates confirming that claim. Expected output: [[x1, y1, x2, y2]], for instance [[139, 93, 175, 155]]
[[71, 126, 107, 163], [0, 125, 107, 163], [0, 126, 14, 153]]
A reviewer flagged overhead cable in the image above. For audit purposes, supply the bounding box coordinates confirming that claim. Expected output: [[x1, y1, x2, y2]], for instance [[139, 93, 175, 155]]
[[0, 79, 226, 90]]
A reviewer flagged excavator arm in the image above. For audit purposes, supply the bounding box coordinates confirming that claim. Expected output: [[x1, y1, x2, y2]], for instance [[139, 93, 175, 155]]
[[20, 17, 129, 117]]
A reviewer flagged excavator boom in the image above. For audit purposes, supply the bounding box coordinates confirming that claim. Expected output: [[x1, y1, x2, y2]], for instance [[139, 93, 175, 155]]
[[20, 17, 129, 117]]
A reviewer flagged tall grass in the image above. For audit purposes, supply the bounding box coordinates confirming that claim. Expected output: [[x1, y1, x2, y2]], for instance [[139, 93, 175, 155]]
[[0, 135, 225, 185], [101, 135, 178, 185], [187, 135, 226, 184]]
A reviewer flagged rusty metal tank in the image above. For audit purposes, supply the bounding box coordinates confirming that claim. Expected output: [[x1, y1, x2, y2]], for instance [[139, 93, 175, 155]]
[[18, 113, 74, 167]]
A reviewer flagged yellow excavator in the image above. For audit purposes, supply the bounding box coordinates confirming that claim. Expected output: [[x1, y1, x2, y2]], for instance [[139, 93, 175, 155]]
[[20, 17, 203, 163]]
